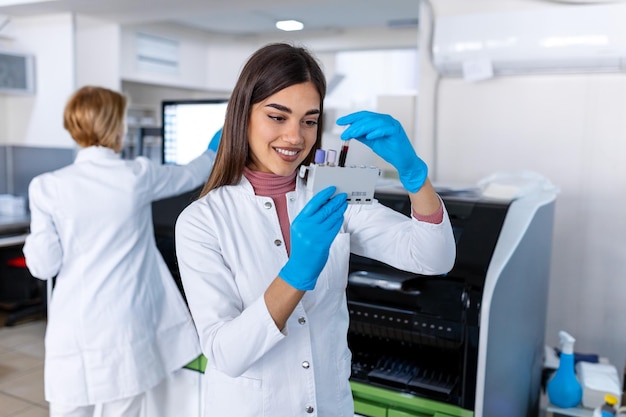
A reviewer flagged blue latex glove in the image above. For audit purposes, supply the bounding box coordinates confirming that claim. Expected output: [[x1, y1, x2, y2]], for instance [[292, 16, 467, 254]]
[[279, 186, 348, 291], [336, 111, 428, 193], [208, 127, 222, 152]]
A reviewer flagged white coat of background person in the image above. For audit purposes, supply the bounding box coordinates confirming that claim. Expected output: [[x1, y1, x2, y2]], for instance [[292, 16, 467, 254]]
[[22, 86, 220, 417]]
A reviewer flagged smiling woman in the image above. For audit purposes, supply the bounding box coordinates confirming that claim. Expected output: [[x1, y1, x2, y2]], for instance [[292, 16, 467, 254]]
[[174, 42, 455, 417]]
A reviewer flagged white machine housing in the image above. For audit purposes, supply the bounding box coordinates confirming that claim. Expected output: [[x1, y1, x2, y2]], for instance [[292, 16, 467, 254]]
[[475, 190, 556, 416], [432, 3, 626, 76]]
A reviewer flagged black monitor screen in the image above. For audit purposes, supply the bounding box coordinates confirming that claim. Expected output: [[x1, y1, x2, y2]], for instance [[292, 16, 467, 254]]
[[162, 99, 228, 165]]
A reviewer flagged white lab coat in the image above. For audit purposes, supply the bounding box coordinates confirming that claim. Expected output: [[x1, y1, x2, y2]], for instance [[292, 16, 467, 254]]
[[23, 146, 215, 406], [175, 176, 456, 417]]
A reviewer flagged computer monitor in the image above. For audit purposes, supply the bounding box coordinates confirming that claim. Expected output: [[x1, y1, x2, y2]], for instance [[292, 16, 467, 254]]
[[161, 99, 228, 165]]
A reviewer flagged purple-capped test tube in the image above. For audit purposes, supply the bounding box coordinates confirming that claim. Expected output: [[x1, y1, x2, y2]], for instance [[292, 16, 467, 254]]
[[315, 149, 326, 165], [326, 149, 337, 166]]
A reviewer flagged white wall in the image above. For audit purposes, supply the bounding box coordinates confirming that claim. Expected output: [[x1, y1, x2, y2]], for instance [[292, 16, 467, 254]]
[[325, 49, 418, 111], [0, 92, 6, 143], [0, 14, 121, 147], [419, 0, 626, 376], [0, 20, 16, 143], [75, 15, 121, 90], [322, 48, 419, 171], [205, 42, 256, 92], [1, 13, 75, 147]]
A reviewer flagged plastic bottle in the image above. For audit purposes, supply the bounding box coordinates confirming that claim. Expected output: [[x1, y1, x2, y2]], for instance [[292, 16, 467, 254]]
[[547, 331, 583, 408], [599, 394, 619, 417]]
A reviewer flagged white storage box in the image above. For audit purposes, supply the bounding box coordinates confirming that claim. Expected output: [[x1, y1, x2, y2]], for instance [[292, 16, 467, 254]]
[[576, 361, 622, 408], [0, 194, 26, 217]]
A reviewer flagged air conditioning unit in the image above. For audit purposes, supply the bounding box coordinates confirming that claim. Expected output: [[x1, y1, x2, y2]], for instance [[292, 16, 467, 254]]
[[0, 50, 36, 94], [432, 3, 626, 77]]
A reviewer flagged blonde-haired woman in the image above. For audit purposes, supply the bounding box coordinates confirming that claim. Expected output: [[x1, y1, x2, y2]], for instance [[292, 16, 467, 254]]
[[23, 85, 219, 417]]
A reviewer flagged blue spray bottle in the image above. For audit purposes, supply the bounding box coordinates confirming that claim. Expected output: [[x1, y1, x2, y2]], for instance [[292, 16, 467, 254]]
[[547, 331, 582, 408]]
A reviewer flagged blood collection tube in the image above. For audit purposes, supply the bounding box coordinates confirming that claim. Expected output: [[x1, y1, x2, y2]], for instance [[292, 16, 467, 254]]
[[326, 149, 337, 166], [338, 140, 350, 167], [315, 149, 326, 165]]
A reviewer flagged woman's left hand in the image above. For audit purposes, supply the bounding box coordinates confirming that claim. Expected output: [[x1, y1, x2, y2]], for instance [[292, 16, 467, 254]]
[[336, 110, 428, 193]]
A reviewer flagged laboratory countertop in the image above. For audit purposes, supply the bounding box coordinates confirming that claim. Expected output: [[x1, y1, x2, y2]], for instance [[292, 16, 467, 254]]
[[546, 405, 594, 416], [0, 214, 29, 248]]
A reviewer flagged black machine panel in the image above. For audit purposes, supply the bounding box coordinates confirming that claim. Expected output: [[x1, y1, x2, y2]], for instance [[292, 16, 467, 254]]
[[152, 186, 202, 300], [347, 190, 510, 409]]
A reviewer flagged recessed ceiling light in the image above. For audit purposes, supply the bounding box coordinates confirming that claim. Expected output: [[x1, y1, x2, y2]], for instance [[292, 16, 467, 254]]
[[276, 20, 304, 32]]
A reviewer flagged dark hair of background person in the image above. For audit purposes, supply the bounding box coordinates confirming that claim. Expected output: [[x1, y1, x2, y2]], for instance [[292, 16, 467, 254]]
[[200, 43, 327, 197]]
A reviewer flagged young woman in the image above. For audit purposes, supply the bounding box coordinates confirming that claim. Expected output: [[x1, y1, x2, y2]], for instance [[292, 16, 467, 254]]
[[23, 86, 220, 417], [175, 43, 456, 417]]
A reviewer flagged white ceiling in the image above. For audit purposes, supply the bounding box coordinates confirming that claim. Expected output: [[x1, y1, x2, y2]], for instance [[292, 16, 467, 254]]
[[0, 0, 420, 36]]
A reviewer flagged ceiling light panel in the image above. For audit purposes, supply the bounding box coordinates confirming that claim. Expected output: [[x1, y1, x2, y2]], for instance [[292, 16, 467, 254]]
[[275, 19, 304, 31]]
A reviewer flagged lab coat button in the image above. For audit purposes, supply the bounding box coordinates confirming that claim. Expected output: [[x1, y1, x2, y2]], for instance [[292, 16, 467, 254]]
[[305, 406, 314, 413], [298, 316, 306, 325], [289, 196, 295, 202], [264, 201, 272, 209], [274, 239, 282, 246], [302, 361, 310, 369]]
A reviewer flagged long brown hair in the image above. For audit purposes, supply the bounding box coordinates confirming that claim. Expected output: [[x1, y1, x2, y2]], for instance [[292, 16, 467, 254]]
[[199, 43, 326, 198]]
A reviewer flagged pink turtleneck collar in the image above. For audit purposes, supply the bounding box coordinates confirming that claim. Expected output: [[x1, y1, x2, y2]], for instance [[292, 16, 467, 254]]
[[243, 166, 296, 196]]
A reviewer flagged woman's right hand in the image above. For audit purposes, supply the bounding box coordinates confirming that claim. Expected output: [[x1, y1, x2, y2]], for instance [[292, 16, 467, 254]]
[[278, 186, 348, 291], [336, 111, 428, 193]]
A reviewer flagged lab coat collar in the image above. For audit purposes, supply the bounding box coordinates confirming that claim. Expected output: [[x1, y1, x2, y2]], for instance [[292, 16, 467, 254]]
[[74, 146, 121, 163]]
